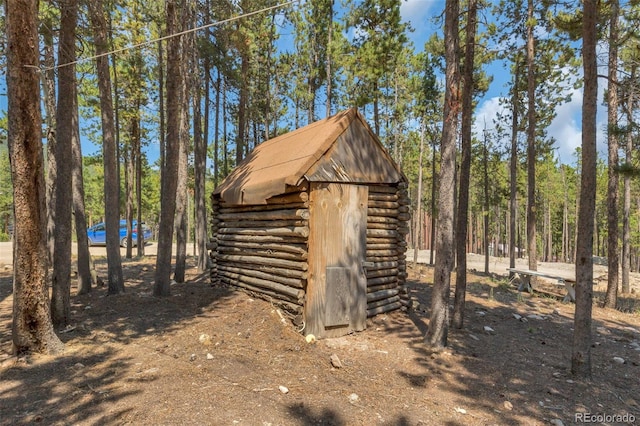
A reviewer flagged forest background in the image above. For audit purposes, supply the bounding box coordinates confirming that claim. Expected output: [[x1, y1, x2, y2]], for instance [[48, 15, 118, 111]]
[[0, 2, 640, 309], [1, 0, 637, 269]]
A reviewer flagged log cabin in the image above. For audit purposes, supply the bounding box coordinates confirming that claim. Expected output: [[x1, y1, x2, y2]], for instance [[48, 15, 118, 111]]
[[210, 108, 410, 338]]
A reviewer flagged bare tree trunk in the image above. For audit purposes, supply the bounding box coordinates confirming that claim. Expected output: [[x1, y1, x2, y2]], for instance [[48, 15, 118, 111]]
[[7, 0, 64, 354], [124, 145, 134, 258], [109, 25, 122, 214], [572, 0, 597, 379], [453, 0, 477, 329], [174, 119, 189, 282], [429, 135, 437, 266], [604, 0, 620, 308], [223, 77, 229, 176], [509, 62, 520, 276], [544, 201, 551, 261], [72, 97, 93, 294], [236, 39, 249, 165], [134, 109, 144, 256], [51, 0, 78, 328], [194, 84, 208, 270], [621, 75, 634, 294], [373, 87, 380, 136], [425, 0, 459, 349], [325, 0, 333, 118], [173, 5, 192, 283], [192, 19, 207, 272], [155, 0, 185, 296], [158, 39, 166, 194], [89, 0, 124, 294], [413, 126, 425, 266], [214, 70, 220, 185], [483, 131, 489, 274], [562, 165, 568, 262], [525, 0, 538, 284], [41, 17, 57, 267]]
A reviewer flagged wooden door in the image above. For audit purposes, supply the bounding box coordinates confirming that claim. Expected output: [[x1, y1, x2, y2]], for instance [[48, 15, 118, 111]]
[[306, 183, 368, 338]]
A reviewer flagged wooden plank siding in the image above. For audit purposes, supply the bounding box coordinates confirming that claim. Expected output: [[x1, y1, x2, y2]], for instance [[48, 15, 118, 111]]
[[305, 183, 368, 338]]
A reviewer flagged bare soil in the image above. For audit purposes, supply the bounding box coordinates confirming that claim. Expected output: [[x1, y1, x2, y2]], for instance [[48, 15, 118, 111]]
[[0, 255, 639, 425]]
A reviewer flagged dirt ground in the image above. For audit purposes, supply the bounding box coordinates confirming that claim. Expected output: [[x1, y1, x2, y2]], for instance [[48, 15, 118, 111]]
[[0, 253, 639, 426]]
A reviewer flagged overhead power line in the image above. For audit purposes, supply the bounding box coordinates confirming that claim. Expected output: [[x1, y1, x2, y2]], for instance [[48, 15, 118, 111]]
[[40, 0, 299, 72]]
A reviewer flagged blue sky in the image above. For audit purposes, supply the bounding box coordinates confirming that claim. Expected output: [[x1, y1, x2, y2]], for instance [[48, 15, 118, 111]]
[[0, 0, 602, 166], [400, 0, 605, 165]]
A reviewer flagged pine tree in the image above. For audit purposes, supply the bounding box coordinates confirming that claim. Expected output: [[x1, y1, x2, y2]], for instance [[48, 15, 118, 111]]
[[7, 0, 65, 354], [425, 0, 459, 349], [572, 0, 597, 379], [88, 0, 125, 294]]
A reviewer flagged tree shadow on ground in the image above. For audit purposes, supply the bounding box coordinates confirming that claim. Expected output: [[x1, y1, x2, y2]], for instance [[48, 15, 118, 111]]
[[0, 257, 236, 425], [377, 265, 640, 425], [0, 348, 138, 425]]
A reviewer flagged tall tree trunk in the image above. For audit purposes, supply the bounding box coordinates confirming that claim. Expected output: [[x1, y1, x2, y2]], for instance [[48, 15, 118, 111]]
[[621, 74, 634, 294], [223, 78, 229, 176], [509, 62, 520, 276], [525, 0, 538, 283], [425, 0, 459, 349], [193, 40, 208, 272], [155, 0, 185, 296], [561, 166, 568, 262], [544, 201, 551, 261], [373, 85, 380, 136], [72, 97, 93, 294], [429, 133, 437, 266], [453, 0, 477, 329], [158, 39, 165, 194], [41, 17, 57, 267], [89, 0, 124, 294], [236, 39, 249, 165], [51, 0, 78, 328], [214, 70, 221, 185], [134, 107, 144, 256], [7, 0, 65, 354], [325, 0, 333, 118], [483, 131, 490, 274], [173, 7, 193, 283], [173, 132, 188, 283], [125, 145, 134, 258], [604, 0, 619, 308], [110, 27, 121, 219], [413, 125, 425, 266], [572, 0, 597, 379]]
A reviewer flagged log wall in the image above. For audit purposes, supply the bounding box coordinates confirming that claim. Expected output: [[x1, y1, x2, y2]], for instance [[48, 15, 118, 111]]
[[210, 192, 309, 317], [210, 182, 410, 325], [366, 183, 410, 317]]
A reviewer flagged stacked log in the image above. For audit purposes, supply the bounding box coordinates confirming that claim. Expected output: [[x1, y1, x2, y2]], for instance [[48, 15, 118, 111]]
[[212, 191, 309, 316], [396, 182, 411, 307], [211, 183, 409, 322], [365, 184, 407, 317], [209, 195, 220, 286]]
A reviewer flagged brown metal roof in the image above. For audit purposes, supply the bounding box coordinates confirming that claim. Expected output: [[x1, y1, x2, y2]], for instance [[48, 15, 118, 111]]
[[214, 108, 405, 205]]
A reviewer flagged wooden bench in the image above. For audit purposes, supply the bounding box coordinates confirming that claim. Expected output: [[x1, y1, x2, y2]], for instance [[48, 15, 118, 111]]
[[507, 268, 576, 302]]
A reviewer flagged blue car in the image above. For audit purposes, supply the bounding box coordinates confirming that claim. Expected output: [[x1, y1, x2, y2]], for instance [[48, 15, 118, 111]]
[[87, 220, 153, 247]]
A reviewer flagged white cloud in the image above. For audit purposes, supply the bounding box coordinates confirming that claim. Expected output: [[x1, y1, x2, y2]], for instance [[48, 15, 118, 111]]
[[400, 0, 444, 47], [548, 88, 583, 164], [473, 85, 607, 166], [473, 96, 507, 134]]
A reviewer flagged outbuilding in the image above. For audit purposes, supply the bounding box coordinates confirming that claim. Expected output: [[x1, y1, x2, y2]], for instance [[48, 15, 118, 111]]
[[210, 108, 410, 338]]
